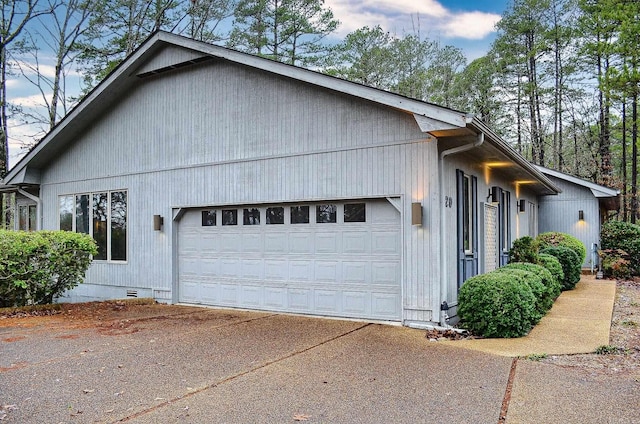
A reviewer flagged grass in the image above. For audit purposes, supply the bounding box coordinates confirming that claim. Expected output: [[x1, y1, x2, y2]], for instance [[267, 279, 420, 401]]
[[525, 353, 548, 361]]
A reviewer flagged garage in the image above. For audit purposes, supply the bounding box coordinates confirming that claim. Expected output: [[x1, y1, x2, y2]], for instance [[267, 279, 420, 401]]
[[177, 199, 402, 320]]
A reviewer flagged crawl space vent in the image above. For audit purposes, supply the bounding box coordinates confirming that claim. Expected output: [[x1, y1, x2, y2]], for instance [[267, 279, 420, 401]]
[[126, 290, 138, 298]]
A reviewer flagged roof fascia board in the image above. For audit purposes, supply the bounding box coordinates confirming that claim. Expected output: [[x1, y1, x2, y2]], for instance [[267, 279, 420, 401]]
[[469, 118, 561, 194], [536, 165, 619, 197]]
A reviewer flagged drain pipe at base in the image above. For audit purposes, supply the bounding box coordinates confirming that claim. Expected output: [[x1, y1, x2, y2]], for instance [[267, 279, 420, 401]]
[[438, 132, 484, 327]]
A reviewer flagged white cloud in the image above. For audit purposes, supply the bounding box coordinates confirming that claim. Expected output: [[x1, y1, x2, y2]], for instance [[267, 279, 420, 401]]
[[325, 0, 500, 40], [440, 11, 501, 40], [11, 93, 51, 108]]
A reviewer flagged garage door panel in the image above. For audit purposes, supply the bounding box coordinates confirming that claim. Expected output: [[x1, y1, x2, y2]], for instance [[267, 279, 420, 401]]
[[315, 232, 340, 253], [288, 289, 312, 310], [371, 231, 400, 254], [289, 260, 312, 280], [372, 262, 400, 284], [342, 231, 369, 254], [220, 284, 239, 304], [289, 233, 313, 254], [265, 260, 288, 280], [242, 233, 262, 253], [342, 261, 367, 283], [315, 290, 340, 313], [265, 233, 288, 253], [264, 287, 286, 308], [200, 283, 219, 303], [241, 259, 263, 279], [178, 199, 401, 321], [241, 285, 262, 306], [343, 291, 369, 315], [220, 233, 242, 252], [314, 261, 339, 282]]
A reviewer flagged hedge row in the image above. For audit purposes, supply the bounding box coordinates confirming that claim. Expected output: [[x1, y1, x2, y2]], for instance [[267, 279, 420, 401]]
[[459, 232, 584, 338], [0, 230, 97, 307], [600, 220, 640, 278]]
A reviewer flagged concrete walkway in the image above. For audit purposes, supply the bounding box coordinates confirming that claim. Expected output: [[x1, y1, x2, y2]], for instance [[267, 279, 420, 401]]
[[442, 275, 617, 357]]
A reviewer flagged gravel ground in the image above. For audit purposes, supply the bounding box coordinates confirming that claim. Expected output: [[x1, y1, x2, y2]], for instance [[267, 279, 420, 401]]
[[537, 278, 640, 377]]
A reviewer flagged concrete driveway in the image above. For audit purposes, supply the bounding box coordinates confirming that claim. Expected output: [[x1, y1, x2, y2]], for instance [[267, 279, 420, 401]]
[[1, 305, 509, 423]]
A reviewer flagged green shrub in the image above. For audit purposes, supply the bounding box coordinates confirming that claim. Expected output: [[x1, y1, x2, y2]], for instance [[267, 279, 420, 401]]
[[538, 253, 565, 291], [600, 221, 640, 276], [458, 272, 537, 338], [501, 262, 560, 312], [599, 249, 632, 280], [536, 232, 586, 265], [539, 246, 581, 290], [492, 268, 544, 323], [0, 230, 97, 307], [508, 236, 539, 264]]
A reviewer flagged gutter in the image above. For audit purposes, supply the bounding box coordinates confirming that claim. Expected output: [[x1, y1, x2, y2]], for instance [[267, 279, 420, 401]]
[[438, 132, 484, 327]]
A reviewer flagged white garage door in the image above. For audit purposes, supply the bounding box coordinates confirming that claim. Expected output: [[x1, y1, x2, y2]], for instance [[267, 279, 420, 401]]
[[177, 199, 401, 321]]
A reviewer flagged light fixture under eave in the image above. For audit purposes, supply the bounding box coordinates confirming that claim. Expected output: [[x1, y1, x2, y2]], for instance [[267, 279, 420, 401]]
[[518, 199, 526, 212], [488, 186, 500, 203], [411, 202, 423, 226], [579, 210, 584, 221]]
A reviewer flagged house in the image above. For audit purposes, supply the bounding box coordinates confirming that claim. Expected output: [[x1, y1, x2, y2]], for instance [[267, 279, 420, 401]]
[[1, 32, 560, 328], [536, 166, 619, 271]]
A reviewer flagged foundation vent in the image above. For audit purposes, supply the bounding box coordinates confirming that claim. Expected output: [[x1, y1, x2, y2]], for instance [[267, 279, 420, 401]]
[[126, 290, 138, 298]]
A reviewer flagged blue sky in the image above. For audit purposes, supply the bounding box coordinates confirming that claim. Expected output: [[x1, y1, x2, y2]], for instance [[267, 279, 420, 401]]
[[6, 0, 510, 169]]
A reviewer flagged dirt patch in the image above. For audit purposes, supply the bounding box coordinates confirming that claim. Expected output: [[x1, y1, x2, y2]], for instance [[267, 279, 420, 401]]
[[2, 336, 26, 342], [425, 328, 473, 341], [538, 278, 640, 376]]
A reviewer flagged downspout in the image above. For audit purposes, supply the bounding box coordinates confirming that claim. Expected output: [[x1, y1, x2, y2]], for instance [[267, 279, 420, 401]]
[[17, 188, 41, 231], [438, 132, 484, 326]]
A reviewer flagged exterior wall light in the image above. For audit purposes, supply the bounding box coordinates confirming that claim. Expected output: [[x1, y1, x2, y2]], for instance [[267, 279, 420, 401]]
[[153, 214, 164, 231], [411, 202, 423, 226], [518, 199, 526, 213], [488, 186, 500, 203], [578, 210, 584, 221]]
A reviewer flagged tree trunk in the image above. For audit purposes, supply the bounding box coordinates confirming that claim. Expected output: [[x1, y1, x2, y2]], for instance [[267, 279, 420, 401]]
[[631, 94, 638, 224], [622, 101, 628, 221]]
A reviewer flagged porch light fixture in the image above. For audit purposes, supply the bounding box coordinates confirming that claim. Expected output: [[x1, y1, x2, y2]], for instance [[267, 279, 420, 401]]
[[153, 214, 164, 231], [488, 186, 500, 203], [518, 199, 526, 213], [578, 210, 584, 221], [411, 202, 423, 226]]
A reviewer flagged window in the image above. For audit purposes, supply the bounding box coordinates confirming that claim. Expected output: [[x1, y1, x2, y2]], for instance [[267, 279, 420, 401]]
[[266, 207, 284, 224], [243, 208, 260, 225], [344, 203, 366, 222], [18, 205, 37, 231], [316, 204, 337, 223], [222, 209, 238, 225], [59, 190, 127, 262], [290, 206, 309, 224], [202, 210, 216, 226]]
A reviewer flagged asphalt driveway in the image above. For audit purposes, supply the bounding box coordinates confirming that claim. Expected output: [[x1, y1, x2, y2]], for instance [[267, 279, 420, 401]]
[[1, 305, 509, 423], [1, 302, 638, 423]]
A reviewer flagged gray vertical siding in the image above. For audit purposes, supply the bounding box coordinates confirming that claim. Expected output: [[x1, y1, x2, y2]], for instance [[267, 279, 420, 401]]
[[39, 55, 441, 323], [538, 176, 600, 268]]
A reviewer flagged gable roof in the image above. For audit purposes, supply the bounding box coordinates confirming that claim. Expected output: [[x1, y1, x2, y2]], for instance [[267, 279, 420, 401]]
[[536, 166, 619, 198], [4, 31, 559, 195]]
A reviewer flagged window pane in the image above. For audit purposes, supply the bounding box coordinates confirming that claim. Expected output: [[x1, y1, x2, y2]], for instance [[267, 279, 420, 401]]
[[93, 193, 108, 260], [202, 210, 216, 226], [76, 195, 90, 234], [290, 206, 309, 224], [243, 208, 260, 225], [222, 209, 237, 225], [344, 203, 366, 222], [316, 204, 337, 223], [111, 191, 127, 261], [59, 195, 74, 231], [19, 206, 28, 231], [266, 207, 284, 224], [28, 205, 37, 231]]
